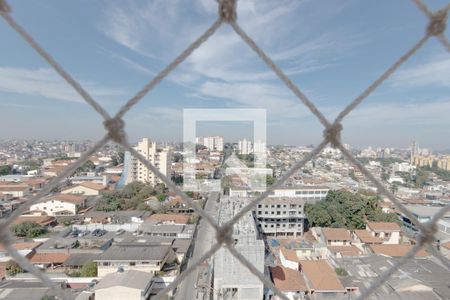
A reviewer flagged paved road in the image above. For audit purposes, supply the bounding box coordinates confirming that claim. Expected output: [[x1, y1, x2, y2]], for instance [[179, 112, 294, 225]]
[[175, 191, 219, 300]]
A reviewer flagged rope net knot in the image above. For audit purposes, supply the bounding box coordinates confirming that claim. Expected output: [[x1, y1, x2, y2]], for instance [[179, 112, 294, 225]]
[[0, 0, 10, 13], [216, 224, 234, 246], [103, 117, 126, 144], [0, 226, 12, 247], [324, 122, 343, 148], [427, 9, 447, 36], [218, 0, 236, 23], [417, 222, 438, 245]]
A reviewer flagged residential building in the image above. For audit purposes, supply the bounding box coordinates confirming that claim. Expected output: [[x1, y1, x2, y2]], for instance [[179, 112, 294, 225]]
[[0, 183, 30, 198], [238, 139, 252, 155], [365, 222, 401, 244], [401, 205, 450, 236], [213, 196, 265, 300], [256, 197, 306, 237], [196, 136, 224, 151], [229, 185, 330, 200], [315, 228, 352, 246], [94, 270, 155, 300], [29, 194, 86, 216], [95, 245, 173, 277], [61, 182, 106, 196], [124, 138, 171, 186], [253, 140, 266, 155], [299, 260, 346, 297], [270, 265, 307, 300]]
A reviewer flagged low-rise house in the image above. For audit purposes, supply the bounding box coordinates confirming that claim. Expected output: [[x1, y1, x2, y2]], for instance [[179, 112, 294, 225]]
[[95, 245, 173, 277], [61, 182, 106, 196], [365, 222, 401, 244], [63, 253, 99, 271], [320, 228, 352, 246], [12, 215, 56, 226], [0, 183, 30, 198], [353, 229, 383, 245], [29, 194, 86, 216], [94, 270, 155, 300], [300, 260, 347, 297], [24, 178, 47, 192], [140, 223, 195, 239], [29, 252, 69, 270], [270, 265, 307, 300]]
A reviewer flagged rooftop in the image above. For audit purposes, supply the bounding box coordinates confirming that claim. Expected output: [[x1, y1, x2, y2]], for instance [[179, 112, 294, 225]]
[[369, 244, 429, 257], [353, 229, 383, 244], [322, 228, 352, 241], [96, 245, 171, 261], [94, 270, 153, 290], [270, 265, 307, 292], [300, 260, 345, 292], [146, 213, 190, 225], [366, 221, 400, 232]]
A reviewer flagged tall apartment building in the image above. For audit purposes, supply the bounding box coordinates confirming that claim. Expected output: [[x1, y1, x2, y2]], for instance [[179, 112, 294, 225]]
[[125, 138, 171, 186], [238, 138, 252, 155], [253, 140, 266, 154], [255, 196, 306, 237], [196, 136, 224, 151]]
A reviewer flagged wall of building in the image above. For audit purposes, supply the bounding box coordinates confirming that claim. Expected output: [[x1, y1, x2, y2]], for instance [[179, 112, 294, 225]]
[[95, 286, 142, 300], [30, 200, 77, 216]]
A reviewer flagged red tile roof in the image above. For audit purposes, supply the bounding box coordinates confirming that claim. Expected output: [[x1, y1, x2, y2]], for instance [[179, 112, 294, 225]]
[[353, 230, 383, 244], [47, 194, 86, 205], [369, 244, 428, 257], [0, 242, 41, 252], [12, 215, 56, 226], [322, 228, 352, 241], [366, 222, 400, 232], [328, 245, 363, 257], [271, 265, 307, 292], [29, 252, 69, 264], [300, 260, 345, 292], [280, 247, 299, 262]]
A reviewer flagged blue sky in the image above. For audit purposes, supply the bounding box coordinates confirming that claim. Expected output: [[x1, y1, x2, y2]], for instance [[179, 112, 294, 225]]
[[1, 0, 450, 149]]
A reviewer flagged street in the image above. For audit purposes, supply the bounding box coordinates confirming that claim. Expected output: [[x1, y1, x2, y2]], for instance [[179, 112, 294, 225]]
[[175, 191, 219, 300]]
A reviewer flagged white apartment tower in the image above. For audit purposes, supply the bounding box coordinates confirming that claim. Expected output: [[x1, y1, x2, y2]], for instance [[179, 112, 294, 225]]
[[126, 138, 171, 186], [196, 136, 224, 152], [238, 138, 252, 155]]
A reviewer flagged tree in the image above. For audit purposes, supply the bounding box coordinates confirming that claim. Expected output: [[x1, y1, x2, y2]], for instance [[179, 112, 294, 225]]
[[335, 267, 348, 276], [266, 175, 275, 186], [305, 190, 399, 230], [12, 222, 46, 238], [0, 165, 12, 176], [75, 160, 96, 175], [80, 261, 97, 277], [6, 261, 22, 277]]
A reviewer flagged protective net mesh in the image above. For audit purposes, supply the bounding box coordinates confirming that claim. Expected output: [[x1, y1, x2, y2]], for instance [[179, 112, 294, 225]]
[[1, 0, 450, 299]]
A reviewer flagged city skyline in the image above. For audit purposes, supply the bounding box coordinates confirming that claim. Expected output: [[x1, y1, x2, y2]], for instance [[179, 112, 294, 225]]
[[1, 0, 450, 148]]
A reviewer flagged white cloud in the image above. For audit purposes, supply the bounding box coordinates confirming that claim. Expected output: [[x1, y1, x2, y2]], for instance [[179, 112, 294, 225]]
[[99, 0, 360, 85], [391, 54, 450, 88], [0, 67, 126, 103]]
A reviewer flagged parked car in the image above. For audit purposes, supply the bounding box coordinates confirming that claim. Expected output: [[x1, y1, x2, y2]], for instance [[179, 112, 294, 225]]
[[115, 229, 125, 235]]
